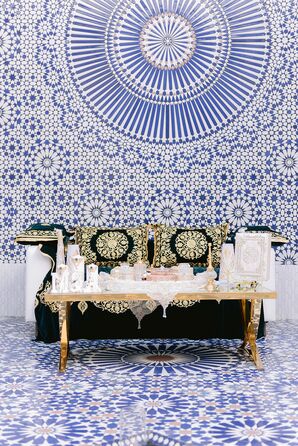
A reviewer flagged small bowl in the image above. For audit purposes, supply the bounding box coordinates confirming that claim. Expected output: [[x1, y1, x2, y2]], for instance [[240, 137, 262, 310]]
[[194, 271, 208, 288]]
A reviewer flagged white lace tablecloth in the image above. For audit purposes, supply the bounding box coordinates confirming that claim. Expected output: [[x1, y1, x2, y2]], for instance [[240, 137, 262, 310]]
[[99, 275, 207, 327]]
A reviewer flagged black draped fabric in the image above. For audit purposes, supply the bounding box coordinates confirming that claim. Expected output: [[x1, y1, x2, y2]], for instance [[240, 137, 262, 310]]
[[40, 291, 265, 343], [69, 300, 250, 341], [35, 245, 59, 342], [17, 225, 265, 343]]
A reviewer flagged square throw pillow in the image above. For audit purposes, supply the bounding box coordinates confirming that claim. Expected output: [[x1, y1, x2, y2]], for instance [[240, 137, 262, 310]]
[[76, 226, 148, 267], [153, 223, 229, 267]]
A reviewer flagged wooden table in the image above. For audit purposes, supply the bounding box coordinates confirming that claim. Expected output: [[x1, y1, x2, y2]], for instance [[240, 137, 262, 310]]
[[45, 288, 276, 372]]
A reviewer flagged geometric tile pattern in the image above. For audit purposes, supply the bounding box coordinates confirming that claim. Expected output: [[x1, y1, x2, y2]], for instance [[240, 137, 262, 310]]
[[0, 318, 297, 445], [0, 0, 297, 264], [73, 342, 241, 376]]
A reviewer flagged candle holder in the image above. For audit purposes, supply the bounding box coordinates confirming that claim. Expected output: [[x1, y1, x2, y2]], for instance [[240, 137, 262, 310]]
[[133, 260, 147, 281], [51, 273, 59, 293], [56, 229, 65, 268], [206, 243, 216, 292], [69, 255, 85, 292], [57, 264, 69, 292], [85, 264, 100, 292]]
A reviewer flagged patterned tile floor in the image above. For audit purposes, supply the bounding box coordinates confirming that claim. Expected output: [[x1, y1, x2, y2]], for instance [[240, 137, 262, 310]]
[[0, 318, 297, 446]]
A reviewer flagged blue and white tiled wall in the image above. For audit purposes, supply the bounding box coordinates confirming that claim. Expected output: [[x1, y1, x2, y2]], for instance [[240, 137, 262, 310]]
[[0, 0, 297, 264]]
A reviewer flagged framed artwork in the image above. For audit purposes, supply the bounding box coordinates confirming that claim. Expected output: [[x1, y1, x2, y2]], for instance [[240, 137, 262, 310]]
[[234, 233, 271, 282]]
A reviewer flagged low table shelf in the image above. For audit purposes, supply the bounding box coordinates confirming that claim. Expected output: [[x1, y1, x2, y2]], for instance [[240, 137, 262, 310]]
[[45, 288, 276, 372]]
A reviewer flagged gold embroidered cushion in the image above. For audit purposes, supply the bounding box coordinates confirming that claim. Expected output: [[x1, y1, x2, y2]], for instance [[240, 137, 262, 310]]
[[15, 229, 58, 244], [76, 226, 148, 267], [153, 223, 229, 267], [15, 224, 72, 244]]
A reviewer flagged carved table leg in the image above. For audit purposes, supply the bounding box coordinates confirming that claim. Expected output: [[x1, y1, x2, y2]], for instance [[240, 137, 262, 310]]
[[59, 302, 70, 372], [248, 299, 263, 370], [240, 299, 264, 370], [240, 299, 248, 349]]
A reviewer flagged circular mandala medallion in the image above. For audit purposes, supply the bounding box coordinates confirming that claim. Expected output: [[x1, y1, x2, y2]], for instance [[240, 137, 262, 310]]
[[96, 231, 129, 259], [175, 231, 208, 260], [74, 342, 240, 374], [140, 13, 196, 70], [68, 0, 270, 142], [123, 352, 198, 365]]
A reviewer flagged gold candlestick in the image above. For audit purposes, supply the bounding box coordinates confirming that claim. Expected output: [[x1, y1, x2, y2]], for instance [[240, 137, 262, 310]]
[[207, 243, 213, 272], [206, 243, 216, 291]]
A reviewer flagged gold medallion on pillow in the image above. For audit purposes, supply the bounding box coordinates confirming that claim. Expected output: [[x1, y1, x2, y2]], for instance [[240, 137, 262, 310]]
[[153, 223, 228, 267], [96, 231, 129, 259], [175, 231, 208, 260], [76, 226, 148, 267]]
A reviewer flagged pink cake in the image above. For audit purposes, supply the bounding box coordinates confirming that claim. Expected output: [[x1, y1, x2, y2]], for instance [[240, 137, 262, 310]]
[[146, 268, 179, 281], [146, 273, 178, 281]]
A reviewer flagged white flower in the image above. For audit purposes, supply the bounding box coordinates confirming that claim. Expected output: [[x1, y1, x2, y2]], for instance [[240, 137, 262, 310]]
[[182, 142, 196, 157], [174, 157, 191, 174], [225, 198, 253, 228], [81, 129, 99, 148], [46, 0, 62, 14], [222, 126, 238, 142], [123, 150, 139, 166], [276, 148, 298, 176], [0, 100, 11, 126], [45, 69, 61, 86], [163, 147, 172, 162], [119, 136, 132, 151], [276, 247, 297, 265], [216, 141, 233, 158], [54, 91, 68, 107], [143, 155, 162, 174], [259, 112, 274, 127], [33, 148, 62, 178], [153, 198, 182, 225], [82, 199, 110, 226], [139, 141, 154, 155], [98, 124, 114, 141], [268, 90, 283, 107], [197, 150, 211, 166], [61, 111, 80, 129], [37, 49, 53, 65], [103, 140, 121, 157], [240, 132, 253, 148], [0, 29, 11, 55]]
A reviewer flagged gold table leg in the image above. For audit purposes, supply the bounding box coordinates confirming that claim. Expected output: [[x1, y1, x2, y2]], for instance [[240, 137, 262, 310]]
[[59, 302, 70, 372], [240, 299, 263, 370], [240, 299, 248, 349]]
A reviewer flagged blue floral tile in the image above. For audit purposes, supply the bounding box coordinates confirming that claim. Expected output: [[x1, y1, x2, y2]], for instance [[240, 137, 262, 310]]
[[6, 319, 298, 444], [1, 416, 89, 445], [207, 418, 297, 445], [0, 318, 298, 445]]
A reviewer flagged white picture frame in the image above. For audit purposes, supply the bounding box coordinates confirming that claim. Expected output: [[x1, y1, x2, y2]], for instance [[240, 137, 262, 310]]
[[234, 233, 271, 282]]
